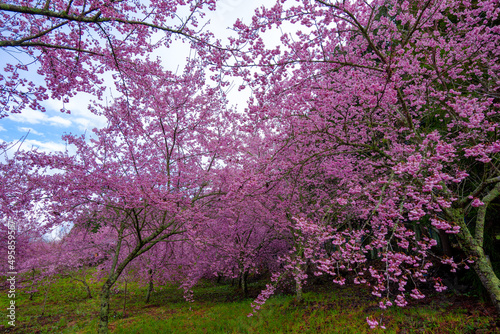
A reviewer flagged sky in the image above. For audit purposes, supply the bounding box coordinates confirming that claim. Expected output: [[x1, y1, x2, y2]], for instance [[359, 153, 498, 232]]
[[0, 0, 278, 156]]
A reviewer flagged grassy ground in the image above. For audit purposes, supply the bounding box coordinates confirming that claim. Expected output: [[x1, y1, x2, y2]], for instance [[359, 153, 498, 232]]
[[0, 272, 499, 333]]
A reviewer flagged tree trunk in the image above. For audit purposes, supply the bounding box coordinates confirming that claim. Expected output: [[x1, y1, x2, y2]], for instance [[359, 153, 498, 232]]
[[145, 269, 154, 303], [294, 262, 304, 302], [98, 283, 112, 334], [447, 207, 500, 314], [122, 280, 127, 318], [84, 280, 93, 299], [472, 254, 500, 314], [40, 286, 49, 317], [72, 275, 93, 299], [295, 278, 303, 302], [145, 279, 154, 304], [438, 229, 453, 257], [240, 271, 248, 298], [29, 268, 35, 301]]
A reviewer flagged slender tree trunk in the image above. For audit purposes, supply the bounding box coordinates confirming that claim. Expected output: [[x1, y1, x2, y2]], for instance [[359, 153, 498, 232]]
[[240, 271, 248, 297], [84, 279, 93, 299], [295, 278, 303, 302], [122, 280, 127, 318], [145, 280, 154, 303], [294, 262, 304, 302], [29, 268, 35, 301], [40, 285, 49, 317], [71, 275, 93, 299], [145, 269, 154, 303], [145, 279, 154, 304]]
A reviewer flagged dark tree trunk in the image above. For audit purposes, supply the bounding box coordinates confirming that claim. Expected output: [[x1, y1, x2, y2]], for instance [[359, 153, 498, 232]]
[[438, 229, 453, 257], [122, 280, 127, 318], [98, 281, 113, 334], [239, 271, 249, 297], [145, 271, 154, 304]]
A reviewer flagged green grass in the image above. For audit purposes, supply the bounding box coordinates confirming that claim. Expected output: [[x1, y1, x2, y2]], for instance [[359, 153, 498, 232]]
[[0, 272, 497, 333]]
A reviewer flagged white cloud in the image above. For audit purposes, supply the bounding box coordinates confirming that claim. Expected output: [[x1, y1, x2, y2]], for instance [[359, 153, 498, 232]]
[[9, 108, 47, 124], [0, 125, 5, 131], [74, 117, 101, 132], [7, 94, 108, 132], [0, 138, 73, 157], [18, 127, 44, 136], [47, 115, 72, 127], [22, 139, 67, 153], [9, 108, 72, 127], [45, 93, 107, 131]]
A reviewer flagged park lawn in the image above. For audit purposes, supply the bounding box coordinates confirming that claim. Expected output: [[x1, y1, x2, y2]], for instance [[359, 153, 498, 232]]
[[0, 272, 498, 333]]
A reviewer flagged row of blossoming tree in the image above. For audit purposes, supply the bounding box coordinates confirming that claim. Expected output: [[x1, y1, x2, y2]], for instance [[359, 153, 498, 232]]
[[1, 0, 499, 332]]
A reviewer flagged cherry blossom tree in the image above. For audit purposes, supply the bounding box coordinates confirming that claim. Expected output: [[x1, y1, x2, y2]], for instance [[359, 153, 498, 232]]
[[219, 0, 500, 317], [198, 195, 287, 296], [0, 143, 66, 280], [5, 60, 236, 333]]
